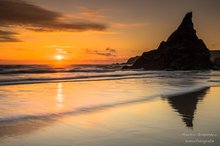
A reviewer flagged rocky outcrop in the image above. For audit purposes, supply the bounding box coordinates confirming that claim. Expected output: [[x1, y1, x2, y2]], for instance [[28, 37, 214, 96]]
[[131, 12, 213, 70], [213, 58, 220, 66], [210, 50, 220, 62], [126, 56, 140, 64]]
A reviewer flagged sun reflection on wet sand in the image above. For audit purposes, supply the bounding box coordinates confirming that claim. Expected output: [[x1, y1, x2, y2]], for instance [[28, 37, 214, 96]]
[[0, 85, 220, 146], [56, 83, 64, 108]]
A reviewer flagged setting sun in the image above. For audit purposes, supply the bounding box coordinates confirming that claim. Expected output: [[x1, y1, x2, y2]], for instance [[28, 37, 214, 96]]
[[55, 55, 64, 61]]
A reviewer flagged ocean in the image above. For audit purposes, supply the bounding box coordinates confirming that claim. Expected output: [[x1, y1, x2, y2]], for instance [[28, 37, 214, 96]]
[[0, 64, 220, 146]]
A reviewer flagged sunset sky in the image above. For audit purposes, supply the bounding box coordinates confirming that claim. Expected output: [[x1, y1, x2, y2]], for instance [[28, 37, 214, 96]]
[[0, 0, 219, 64]]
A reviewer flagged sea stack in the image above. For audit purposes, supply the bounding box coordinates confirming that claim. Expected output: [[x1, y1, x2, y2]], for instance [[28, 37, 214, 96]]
[[131, 12, 212, 70]]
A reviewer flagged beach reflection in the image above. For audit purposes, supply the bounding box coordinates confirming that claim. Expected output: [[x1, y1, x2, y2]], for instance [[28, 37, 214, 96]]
[[165, 87, 209, 128], [0, 85, 219, 146], [56, 83, 64, 108], [0, 119, 57, 140]]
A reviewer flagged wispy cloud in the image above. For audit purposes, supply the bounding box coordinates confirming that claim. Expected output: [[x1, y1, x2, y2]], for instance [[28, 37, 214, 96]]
[[106, 47, 116, 53], [76, 7, 107, 20], [86, 47, 117, 57], [46, 45, 73, 54], [0, 30, 21, 42], [111, 22, 150, 29], [0, 0, 107, 42]]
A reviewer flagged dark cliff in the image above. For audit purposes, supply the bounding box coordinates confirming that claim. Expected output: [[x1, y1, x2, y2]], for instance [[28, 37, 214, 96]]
[[131, 12, 212, 70]]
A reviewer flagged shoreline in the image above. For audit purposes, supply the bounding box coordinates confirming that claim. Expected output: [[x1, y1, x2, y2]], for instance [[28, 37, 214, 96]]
[[0, 86, 220, 146], [0, 84, 211, 124]]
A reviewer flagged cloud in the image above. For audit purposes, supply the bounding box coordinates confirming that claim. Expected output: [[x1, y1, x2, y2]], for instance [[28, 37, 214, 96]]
[[0, 30, 21, 42], [76, 7, 107, 20], [86, 47, 117, 57], [0, 0, 107, 42], [106, 47, 116, 52], [46, 45, 72, 54], [56, 48, 73, 54], [95, 51, 115, 57], [111, 22, 149, 29]]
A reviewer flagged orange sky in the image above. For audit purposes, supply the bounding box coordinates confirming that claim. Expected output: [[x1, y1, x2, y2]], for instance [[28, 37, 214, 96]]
[[0, 0, 219, 64]]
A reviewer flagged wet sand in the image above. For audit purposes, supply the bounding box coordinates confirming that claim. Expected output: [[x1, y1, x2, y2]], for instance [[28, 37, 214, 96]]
[[0, 86, 220, 146]]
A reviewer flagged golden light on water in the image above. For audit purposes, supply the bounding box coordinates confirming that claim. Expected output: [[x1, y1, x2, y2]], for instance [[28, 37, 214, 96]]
[[56, 83, 64, 108]]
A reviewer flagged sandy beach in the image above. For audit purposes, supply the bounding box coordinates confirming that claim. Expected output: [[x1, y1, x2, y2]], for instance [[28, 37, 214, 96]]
[[0, 76, 220, 146]]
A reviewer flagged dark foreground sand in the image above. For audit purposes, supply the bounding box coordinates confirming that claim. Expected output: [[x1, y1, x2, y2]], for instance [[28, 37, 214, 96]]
[[0, 86, 220, 146]]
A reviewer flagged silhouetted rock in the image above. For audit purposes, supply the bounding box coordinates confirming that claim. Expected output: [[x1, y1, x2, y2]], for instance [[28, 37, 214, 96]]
[[210, 50, 220, 62], [126, 56, 140, 64], [122, 65, 130, 69], [213, 58, 220, 67], [131, 12, 212, 70]]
